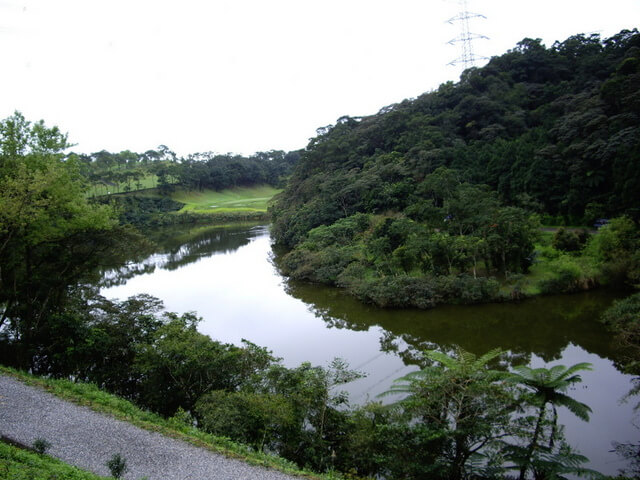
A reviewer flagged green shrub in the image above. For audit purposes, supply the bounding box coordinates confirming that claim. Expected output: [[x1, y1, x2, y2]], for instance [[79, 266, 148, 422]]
[[105, 453, 127, 479], [552, 228, 589, 252], [352, 276, 439, 309], [601, 293, 640, 373], [32, 438, 51, 455], [195, 390, 294, 452], [435, 274, 502, 304], [281, 245, 359, 285], [537, 255, 597, 293]]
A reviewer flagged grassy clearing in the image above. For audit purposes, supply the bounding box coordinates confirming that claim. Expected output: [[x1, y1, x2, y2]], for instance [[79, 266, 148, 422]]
[[87, 173, 161, 197], [170, 185, 281, 213], [0, 440, 110, 480], [0, 366, 335, 480]]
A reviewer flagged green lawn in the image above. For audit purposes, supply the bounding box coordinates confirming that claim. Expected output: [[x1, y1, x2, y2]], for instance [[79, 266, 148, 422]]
[[170, 185, 281, 213], [87, 173, 161, 197]]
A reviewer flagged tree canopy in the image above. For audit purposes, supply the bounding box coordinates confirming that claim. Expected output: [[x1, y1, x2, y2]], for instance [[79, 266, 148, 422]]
[[0, 112, 141, 370], [270, 30, 640, 308], [272, 30, 640, 245]]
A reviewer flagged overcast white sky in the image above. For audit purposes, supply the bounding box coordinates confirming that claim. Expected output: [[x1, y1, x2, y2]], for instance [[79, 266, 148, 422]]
[[1, 0, 639, 156]]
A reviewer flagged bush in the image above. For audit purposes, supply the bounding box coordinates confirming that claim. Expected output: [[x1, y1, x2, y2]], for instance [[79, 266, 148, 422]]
[[552, 228, 589, 252], [106, 453, 127, 479], [281, 245, 359, 285], [195, 390, 294, 452], [435, 274, 502, 304], [537, 255, 597, 293], [32, 438, 51, 455], [601, 293, 640, 328], [601, 293, 640, 373], [352, 276, 439, 309]]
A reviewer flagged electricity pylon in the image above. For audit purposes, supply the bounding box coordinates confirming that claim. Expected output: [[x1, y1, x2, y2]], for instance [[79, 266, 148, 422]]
[[447, 0, 488, 69]]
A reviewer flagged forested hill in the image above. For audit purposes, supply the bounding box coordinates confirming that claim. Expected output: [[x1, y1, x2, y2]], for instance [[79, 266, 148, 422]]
[[271, 29, 640, 248]]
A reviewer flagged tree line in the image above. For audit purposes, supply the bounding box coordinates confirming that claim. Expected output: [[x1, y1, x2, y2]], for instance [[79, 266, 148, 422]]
[[272, 29, 640, 241], [73, 145, 300, 195]]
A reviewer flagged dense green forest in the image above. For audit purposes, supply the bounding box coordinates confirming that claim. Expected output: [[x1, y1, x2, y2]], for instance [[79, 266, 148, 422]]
[[2, 30, 640, 480], [271, 29, 640, 308]]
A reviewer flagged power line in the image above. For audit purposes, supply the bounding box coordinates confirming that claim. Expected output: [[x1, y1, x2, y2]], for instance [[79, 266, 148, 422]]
[[447, 0, 488, 69]]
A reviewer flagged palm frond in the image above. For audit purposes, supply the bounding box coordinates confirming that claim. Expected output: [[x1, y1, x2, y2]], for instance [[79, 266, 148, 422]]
[[547, 362, 592, 384], [473, 348, 504, 369], [425, 349, 464, 369], [552, 392, 592, 421]]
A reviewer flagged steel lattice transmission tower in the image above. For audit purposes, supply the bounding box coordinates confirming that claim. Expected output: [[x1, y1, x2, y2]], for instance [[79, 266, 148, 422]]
[[447, 0, 488, 69]]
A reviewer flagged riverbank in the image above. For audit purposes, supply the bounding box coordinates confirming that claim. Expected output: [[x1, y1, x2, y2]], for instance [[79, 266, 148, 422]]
[[274, 215, 640, 310]]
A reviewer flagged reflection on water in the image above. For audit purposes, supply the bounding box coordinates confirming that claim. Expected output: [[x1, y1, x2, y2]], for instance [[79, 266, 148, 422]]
[[101, 223, 264, 288], [286, 280, 625, 367], [101, 223, 638, 475]]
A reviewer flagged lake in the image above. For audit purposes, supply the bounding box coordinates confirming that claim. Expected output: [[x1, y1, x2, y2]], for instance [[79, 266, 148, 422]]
[[102, 223, 638, 476]]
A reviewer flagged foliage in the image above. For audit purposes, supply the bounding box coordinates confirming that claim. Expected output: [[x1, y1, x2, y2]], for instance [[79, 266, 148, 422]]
[[79, 147, 299, 197], [378, 348, 515, 480], [601, 293, 640, 374], [226, 359, 363, 472], [105, 453, 127, 479], [536, 253, 598, 294], [99, 195, 184, 226], [133, 315, 275, 415], [195, 390, 295, 453], [0, 112, 150, 371], [31, 438, 51, 455], [276, 174, 539, 308], [270, 30, 640, 306], [506, 362, 593, 480], [586, 216, 640, 286], [552, 228, 589, 252]]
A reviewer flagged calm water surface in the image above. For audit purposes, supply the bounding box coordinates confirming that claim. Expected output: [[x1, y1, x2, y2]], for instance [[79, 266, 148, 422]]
[[102, 223, 638, 475]]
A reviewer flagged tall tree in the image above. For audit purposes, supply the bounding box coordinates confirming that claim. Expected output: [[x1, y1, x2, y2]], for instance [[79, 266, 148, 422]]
[[507, 363, 593, 480], [0, 112, 124, 370], [381, 348, 516, 480]]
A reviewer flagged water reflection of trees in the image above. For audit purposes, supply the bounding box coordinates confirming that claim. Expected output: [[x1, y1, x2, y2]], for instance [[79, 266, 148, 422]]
[[282, 278, 625, 370], [100, 224, 267, 288]]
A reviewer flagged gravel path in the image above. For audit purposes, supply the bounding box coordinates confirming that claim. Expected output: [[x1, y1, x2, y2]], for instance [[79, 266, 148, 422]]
[[0, 374, 303, 480]]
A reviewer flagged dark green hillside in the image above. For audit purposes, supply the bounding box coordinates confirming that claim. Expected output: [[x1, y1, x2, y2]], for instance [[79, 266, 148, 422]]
[[270, 30, 640, 307], [272, 29, 640, 247]]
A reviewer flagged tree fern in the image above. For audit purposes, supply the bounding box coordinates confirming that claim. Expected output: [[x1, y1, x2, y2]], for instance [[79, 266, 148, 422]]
[[507, 361, 593, 480], [379, 347, 517, 479]]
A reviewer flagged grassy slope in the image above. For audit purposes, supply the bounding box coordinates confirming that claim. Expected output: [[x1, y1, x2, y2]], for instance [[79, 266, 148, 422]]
[[87, 173, 160, 197], [0, 441, 110, 480], [0, 366, 335, 480], [170, 185, 281, 213]]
